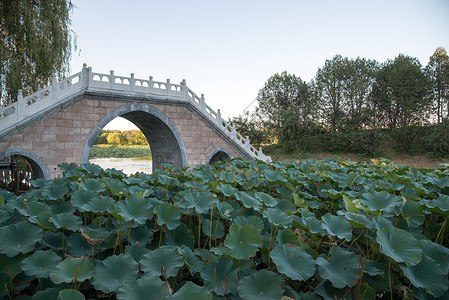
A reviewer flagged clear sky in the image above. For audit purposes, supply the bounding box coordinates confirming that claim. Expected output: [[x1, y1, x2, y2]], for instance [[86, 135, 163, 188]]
[[69, 0, 449, 130]]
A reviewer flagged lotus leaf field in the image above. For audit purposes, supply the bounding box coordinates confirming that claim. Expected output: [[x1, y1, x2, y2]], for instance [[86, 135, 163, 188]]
[[0, 158, 448, 299]]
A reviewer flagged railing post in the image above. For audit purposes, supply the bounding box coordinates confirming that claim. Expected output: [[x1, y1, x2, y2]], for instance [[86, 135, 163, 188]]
[[181, 79, 188, 98], [166, 79, 171, 95], [17, 89, 25, 119], [200, 94, 206, 111], [51, 73, 58, 101], [82, 63, 89, 87], [149, 76, 153, 93], [110, 71, 115, 89], [130, 73, 134, 91], [216, 109, 222, 126], [245, 136, 251, 150], [87, 67, 93, 86]]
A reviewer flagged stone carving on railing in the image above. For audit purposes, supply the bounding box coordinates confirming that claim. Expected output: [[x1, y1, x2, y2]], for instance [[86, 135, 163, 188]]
[[0, 64, 271, 162]]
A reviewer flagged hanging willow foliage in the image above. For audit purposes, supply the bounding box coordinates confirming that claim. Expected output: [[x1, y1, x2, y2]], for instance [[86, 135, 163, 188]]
[[0, 0, 75, 105]]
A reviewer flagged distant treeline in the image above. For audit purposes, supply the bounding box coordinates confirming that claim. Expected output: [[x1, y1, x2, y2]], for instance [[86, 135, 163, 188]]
[[229, 47, 449, 157], [94, 130, 149, 146]]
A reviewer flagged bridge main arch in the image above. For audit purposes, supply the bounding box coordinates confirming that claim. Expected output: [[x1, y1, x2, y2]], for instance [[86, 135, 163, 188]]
[[81, 103, 188, 170]]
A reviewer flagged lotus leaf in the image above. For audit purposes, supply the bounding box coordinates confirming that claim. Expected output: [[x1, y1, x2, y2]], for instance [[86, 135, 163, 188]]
[[0, 221, 42, 257], [170, 281, 210, 300], [165, 222, 195, 248], [359, 191, 402, 212], [201, 255, 239, 295], [117, 275, 165, 300], [156, 202, 181, 230], [425, 196, 449, 214], [0, 253, 24, 280], [177, 246, 204, 274], [174, 191, 213, 214], [57, 289, 85, 300], [31, 287, 62, 300], [91, 254, 139, 293], [125, 244, 150, 263], [80, 178, 105, 193], [202, 218, 225, 239], [128, 226, 153, 246], [233, 215, 264, 231], [321, 213, 352, 241], [102, 177, 128, 195], [338, 211, 375, 229], [215, 199, 235, 219], [419, 239, 449, 273], [224, 224, 262, 260], [140, 246, 184, 277], [81, 195, 114, 212], [42, 179, 69, 201], [219, 171, 236, 183], [315, 246, 360, 289], [271, 243, 315, 281], [217, 183, 239, 197], [71, 190, 97, 212], [66, 234, 95, 257], [376, 227, 422, 266], [20, 250, 61, 278], [300, 209, 323, 234], [80, 163, 103, 176], [262, 168, 287, 182], [49, 212, 83, 231], [276, 228, 298, 244], [50, 257, 94, 284], [401, 255, 449, 297], [262, 208, 293, 228], [237, 270, 284, 300], [115, 196, 154, 225], [235, 191, 262, 210]]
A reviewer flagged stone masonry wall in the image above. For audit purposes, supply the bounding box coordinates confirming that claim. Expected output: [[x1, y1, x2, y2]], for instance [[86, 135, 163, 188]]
[[0, 98, 240, 178]]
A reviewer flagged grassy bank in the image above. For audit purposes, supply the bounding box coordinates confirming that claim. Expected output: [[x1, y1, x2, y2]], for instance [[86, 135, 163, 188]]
[[90, 145, 152, 159]]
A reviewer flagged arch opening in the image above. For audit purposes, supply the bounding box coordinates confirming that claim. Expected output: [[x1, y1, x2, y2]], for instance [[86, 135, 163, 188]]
[[0, 149, 50, 193], [82, 103, 187, 173], [207, 148, 232, 165]]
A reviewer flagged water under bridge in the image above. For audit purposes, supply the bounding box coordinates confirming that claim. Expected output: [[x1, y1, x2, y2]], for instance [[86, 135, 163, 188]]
[[0, 64, 270, 180]]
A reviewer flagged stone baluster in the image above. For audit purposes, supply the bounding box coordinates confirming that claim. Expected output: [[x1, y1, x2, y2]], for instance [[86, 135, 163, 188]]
[[231, 124, 237, 139], [51, 73, 58, 101], [200, 94, 206, 111], [82, 63, 89, 87], [110, 71, 115, 89], [216, 109, 222, 127], [181, 79, 187, 98], [17, 90, 25, 119], [166, 79, 171, 95], [149, 76, 153, 93], [87, 67, 93, 86], [245, 136, 251, 150], [130, 73, 135, 91]]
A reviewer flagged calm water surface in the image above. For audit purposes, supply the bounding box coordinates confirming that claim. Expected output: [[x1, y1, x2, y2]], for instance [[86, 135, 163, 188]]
[[89, 158, 152, 175]]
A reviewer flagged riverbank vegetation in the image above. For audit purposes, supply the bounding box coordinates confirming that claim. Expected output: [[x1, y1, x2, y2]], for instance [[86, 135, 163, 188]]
[[0, 158, 448, 298], [90, 145, 152, 159], [230, 47, 449, 161]]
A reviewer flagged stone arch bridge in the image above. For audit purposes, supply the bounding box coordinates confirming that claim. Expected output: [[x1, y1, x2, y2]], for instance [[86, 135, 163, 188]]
[[0, 65, 270, 179]]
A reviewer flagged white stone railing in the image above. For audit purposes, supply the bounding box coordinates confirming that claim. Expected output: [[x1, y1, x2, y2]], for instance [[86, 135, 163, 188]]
[[0, 65, 271, 162]]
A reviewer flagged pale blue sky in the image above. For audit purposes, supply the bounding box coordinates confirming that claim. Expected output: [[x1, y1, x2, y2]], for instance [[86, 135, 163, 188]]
[[69, 0, 449, 129]]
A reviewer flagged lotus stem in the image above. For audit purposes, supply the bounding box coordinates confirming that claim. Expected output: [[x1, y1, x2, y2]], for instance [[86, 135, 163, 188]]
[[197, 214, 202, 249], [209, 201, 214, 250], [388, 260, 393, 300], [436, 216, 448, 244], [158, 226, 163, 248]]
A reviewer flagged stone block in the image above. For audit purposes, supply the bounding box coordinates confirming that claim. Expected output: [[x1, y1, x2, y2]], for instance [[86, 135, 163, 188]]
[[57, 119, 73, 127], [57, 134, 72, 142]]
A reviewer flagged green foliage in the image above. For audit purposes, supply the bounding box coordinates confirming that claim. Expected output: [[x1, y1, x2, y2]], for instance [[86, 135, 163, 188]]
[[424, 120, 449, 157], [94, 130, 149, 146], [90, 145, 152, 158], [0, 0, 75, 104], [0, 158, 449, 298]]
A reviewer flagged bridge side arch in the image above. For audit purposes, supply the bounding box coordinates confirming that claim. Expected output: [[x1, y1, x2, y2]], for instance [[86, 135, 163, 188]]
[[81, 103, 188, 170], [0, 149, 51, 180], [206, 147, 233, 165]]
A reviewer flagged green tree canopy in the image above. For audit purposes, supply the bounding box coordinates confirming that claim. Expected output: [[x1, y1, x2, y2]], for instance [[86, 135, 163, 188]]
[[426, 47, 449, 123], [0, 0, 75, 105], [372, 54, 431, 129], [256, 71, 315, 149]]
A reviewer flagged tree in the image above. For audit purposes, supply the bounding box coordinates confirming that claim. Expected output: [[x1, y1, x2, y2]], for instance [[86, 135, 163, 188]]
[[371, 54, 431, 152], [313, 55, 378, 132], [426, 47, 449, 123], [0, 0, 75, 105], [256, 71, 316, 150], [228, 112, 267, 148]]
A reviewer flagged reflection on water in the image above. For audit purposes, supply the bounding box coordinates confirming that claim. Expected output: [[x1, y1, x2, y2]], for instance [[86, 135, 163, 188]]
[[89, 158, 152, 175]]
